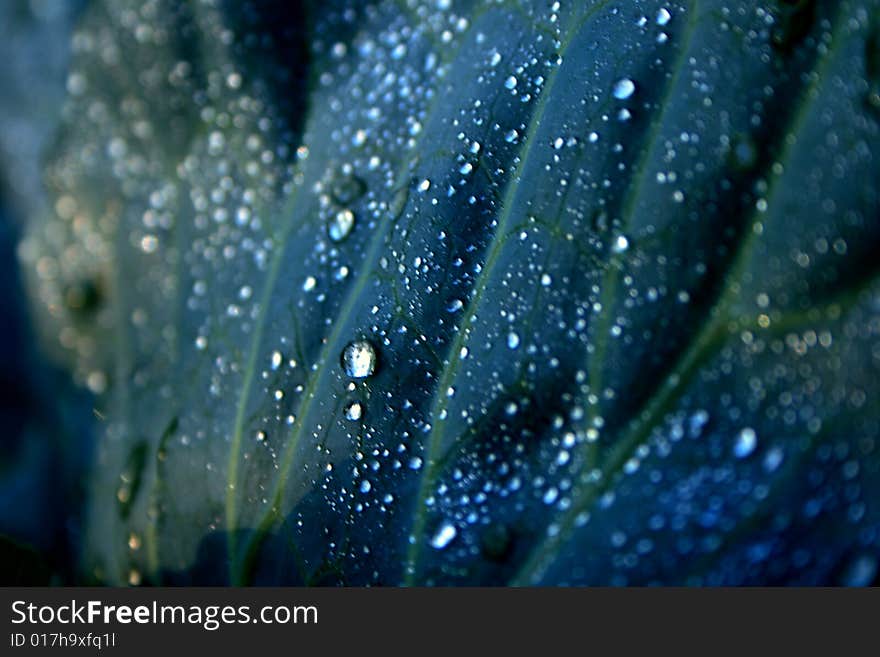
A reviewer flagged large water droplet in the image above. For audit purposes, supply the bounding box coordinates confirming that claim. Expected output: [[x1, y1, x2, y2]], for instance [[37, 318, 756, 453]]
[[612, 78, 636, 100], [507, 331, 520, 349], [331, 172, 366, 205], [430, 521, 457, 549], [733, 427, 757, 459], [344, 401, 363, 421], [328, 208, 355, 242], [341, 340, 377, 379], [611, 233, 630, 254], [447, 298, 464, 312]]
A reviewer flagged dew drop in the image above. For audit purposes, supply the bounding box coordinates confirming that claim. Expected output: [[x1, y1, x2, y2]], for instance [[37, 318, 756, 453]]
[[328, 209, 355, 242], [344, 401, 363, 421], [612, 78, 636, 100], [331, 173, 366, 205], [341, 340, 377, 379], [688, 410, 709, 438], [731, 135, 758, 170], [507, 331, 520, 349], [733, 427, 757, 459], [611, 234, 630, 253], [763, 447, 784, 473], [430, 522, 457, 549]]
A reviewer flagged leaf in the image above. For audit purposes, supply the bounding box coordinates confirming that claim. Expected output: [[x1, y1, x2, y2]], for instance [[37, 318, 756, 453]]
[[21, 0, 880, 585]]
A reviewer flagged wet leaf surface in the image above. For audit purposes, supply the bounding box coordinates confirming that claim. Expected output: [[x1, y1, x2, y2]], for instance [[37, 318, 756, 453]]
[[22, 0, 880, 585]]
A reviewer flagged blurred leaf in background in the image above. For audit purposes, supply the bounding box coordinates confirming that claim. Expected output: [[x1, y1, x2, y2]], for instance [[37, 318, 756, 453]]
[[0, 0, 93, 584]]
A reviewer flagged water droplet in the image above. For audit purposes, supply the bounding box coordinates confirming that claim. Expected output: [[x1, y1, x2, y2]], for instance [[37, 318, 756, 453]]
[[331, 172, 366, 205], [731, 135, 758, 170], [341, 340, 378, 379], [270, 350, 283, 370], [507, 332, 520, 349], [447, 298, 464, 312], [344, 401, 363, 421], [688, 410, 709, 438], [140, 235, 158, 254], [733, 427, 757, 459], [763, 447, 784, 473], [656, 7, 672, 26], [612, 78, 636, 100], [328, 208, 355, 242], [611, 234, 630, 253], [504, 75, 518, 90], [430, 521, 457, 549]]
